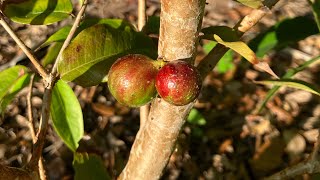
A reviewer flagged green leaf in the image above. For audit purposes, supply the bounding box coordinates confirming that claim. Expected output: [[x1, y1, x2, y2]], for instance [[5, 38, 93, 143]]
[[0, 65, 29, 100], [40, 26, 72, 49], [249, 16, 319, 58], [187, 109, 206, 126], [203, 41, 234, 73], [309, 0, 320, 31], [3, 0, 73, 25], [234, 0, 264, 8], [143, 16, 160, 34], [255, 79, 320, 96], [42, 42, 63, 67], [0, 72, 31, 115], [51, 80, 84, 152], [201, 26, 239, 42], [73, 153, 111, 180], [58, 24, 157, 87], [40, 19, 135, 49]]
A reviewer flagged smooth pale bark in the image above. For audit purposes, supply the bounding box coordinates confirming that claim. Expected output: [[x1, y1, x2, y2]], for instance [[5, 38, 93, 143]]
[[118, 0, 206, 179]]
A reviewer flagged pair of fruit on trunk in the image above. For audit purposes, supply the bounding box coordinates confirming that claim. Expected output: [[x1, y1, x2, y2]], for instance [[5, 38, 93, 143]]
[[108, 54, 202, 107]]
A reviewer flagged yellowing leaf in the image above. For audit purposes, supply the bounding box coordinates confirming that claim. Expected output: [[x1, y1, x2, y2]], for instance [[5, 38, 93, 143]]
[[214, 34, 258, 64], [234, 0, 264, 8]]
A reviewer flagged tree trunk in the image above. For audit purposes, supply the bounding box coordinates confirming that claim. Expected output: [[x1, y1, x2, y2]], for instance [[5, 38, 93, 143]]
[[118, 0, 206, 179]]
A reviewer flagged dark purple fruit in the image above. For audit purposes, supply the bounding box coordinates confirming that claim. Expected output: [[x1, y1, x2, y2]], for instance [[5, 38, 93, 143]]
[[155, 60, 202, 106], [108, 54, 158, 107]]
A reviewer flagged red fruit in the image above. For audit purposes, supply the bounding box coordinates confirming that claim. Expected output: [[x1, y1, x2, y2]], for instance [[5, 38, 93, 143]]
[[108, 54, 158, 107], [155, 60, 202, 106]]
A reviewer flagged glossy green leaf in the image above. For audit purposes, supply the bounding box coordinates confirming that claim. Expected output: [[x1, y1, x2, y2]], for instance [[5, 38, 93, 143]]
[[255, 79, 320, 96], [249, 16, 319, 58], [0, 65, 29, 100], [51, 80, 83, 152], [0, 69, 31, 115], [203, 41, 234, 73], [234, 0, 263, 8], [40, 19, 135, 49], [58, 24, 157, 87], [42, 42, 63, 67], [309, 0, 320, 31], [73, 153, 111, 180], [3, 0, 73, 25], [187, 109, 206, 126]]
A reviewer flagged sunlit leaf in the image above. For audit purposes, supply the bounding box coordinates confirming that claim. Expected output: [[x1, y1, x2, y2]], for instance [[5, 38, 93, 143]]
[[213, 34, 278, 78], [187, 108, 206, 126], [51, 80, 84, 152], [255, 79, 320, 96], [40, 19, 135, 49], [3, 0, 73, 25], [0, 66, 28, 99], [214, 34, 257, 64], [58, 24, 156, 86], [73, 153, 111, 180], [234, 0, 264, 8], [0, 67, 31, 115]]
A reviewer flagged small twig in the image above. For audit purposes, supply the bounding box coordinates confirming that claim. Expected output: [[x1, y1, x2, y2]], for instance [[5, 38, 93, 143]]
[[138, 0, 146, 31], [265, 129, 320, 179], [137, 0, 149, 127], [26, 74, 47, 180], [51, 0, 88, 77], [0, 13, 48, 79], [26, 0, 89, 173], [27, 74, 37, 143], [311, 129, 320, 161]]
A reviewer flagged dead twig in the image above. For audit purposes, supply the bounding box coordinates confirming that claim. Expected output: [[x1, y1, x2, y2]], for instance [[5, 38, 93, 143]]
[[27, 74, 47, 180], [265, 129, 320, 179], [138, 0, 149, 128]]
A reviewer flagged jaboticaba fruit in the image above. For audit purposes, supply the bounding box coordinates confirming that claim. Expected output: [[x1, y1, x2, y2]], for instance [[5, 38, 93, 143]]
[[108, 54, 158, 107], [155, 60, 202, 106]]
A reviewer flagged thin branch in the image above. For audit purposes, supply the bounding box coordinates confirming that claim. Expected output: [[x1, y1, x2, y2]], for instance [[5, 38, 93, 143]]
[[27, 74, 37, 143], [0, 13, 48, 79], [27, 74, 47, 180], [26, 0, 89, 172], [265, 129, 320, 179], [311, 129, 320, 161], [138, 0, 146, 31], [264, 159, 320, 180], [197, 0, 280, 78], [51, 0, 88, 77], [137, 0, 149, 128]]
